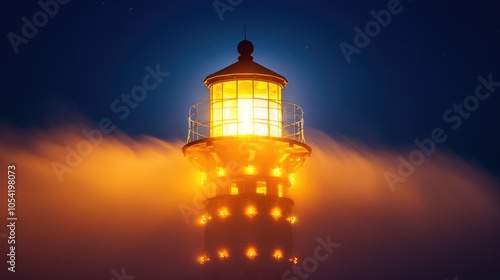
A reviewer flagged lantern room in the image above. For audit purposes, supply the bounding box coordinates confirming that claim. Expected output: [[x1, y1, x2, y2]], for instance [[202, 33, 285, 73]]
[[205, 40, 286, 138], [187, 40, 307, 143], [208, 79, 282, 137]]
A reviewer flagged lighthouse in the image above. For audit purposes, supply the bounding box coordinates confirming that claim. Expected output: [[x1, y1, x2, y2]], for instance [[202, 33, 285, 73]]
[[183, 39, 311, 280]]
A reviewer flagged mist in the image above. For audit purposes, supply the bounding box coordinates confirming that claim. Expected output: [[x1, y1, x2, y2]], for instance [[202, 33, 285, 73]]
[[0, 124, 499, 280]]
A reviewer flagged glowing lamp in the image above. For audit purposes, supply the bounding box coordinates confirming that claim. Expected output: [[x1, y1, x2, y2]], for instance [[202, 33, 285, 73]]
[[272, 208, 281, 219], [273, 250, 283, 260], [289, 257, 298, 265], [287, 216, 296, 224], [199, 256, 209, 264], [246, 206, 256, 217], [218, 250, 229, 259], [246, 247, 257, 259], [245, 165, 256, 175], [200, 215, 207, 225], [216, 167, 225, 177], [272, 167, 282, 177], [219, 208, 229, 218]]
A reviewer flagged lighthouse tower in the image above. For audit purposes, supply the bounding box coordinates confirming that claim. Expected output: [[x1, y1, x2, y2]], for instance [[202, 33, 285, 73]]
[[183, 40, 311, 280]]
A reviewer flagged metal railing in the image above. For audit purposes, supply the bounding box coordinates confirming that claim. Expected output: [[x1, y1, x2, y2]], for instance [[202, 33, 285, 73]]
[[186, 98, 306, 143]]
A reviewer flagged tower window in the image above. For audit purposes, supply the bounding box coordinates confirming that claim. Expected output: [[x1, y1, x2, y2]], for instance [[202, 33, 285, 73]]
[[256, 181, 267, 195], [277, 183, 284, 197], [230, 183, 238, 195]]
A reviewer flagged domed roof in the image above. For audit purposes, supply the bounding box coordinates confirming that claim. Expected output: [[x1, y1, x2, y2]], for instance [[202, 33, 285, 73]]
[[204, 40, 288, 88]]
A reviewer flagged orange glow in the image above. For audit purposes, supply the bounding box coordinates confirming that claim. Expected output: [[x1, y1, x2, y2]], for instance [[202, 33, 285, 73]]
[[245, 165, 256, 174], [289, 257, 298, 265], [246, 247, 257, 259], [218, 249, 229, 259], [5, 122, 500, 279], [287, 216, 296, 224], [273, 249, 283, 260]]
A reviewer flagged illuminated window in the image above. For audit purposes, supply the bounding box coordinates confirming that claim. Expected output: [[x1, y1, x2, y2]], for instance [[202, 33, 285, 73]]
[[277, 183, 284, 197], [256, 181, 266, 195], [210, 80, 282, 137], [230, 183, 238, 195]]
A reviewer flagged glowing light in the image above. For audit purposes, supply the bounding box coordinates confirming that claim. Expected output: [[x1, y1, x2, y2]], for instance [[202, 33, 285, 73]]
[[246, 247, 257, 259], [287, 216, 296, 224], [245, 165, 256, 175], [219, 208, 229, 218], [210, 81, 282, 137], [216, 167, 225, 177], [289, 257, 298, 265], [200, 172, 207, 185], [246, 206, 256, 217], [272, 167, 282, 177], [273, 249, 283, 260], [200, 215, 207, 224], [218, 250, 229, 259], [289, 173, 296, 185], [272, 208, 281, 219], [199, 256, 209, 264]]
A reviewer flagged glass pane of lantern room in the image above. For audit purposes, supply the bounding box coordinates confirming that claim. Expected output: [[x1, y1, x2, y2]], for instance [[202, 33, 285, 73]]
[[254, 81, 269, 136], [222, 81, 237, 136], [211, 83, 223, 137], [269, 83, 282, 137], [238, 80, 253, 135]]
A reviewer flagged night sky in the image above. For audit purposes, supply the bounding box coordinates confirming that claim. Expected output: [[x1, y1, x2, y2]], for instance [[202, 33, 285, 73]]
[[1, 0, 500, 280]]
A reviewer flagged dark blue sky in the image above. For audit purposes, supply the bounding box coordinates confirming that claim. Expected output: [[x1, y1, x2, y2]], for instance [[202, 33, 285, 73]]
[[2, 0, 499, 177]]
